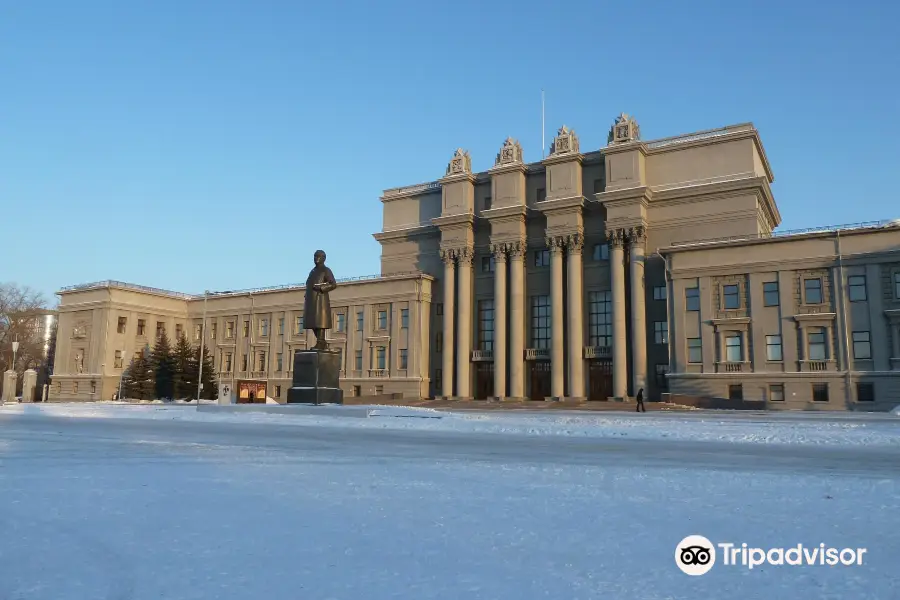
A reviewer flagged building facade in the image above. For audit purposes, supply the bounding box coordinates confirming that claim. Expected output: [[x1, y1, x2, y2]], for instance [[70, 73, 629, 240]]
[[50, 114, 900, 409]]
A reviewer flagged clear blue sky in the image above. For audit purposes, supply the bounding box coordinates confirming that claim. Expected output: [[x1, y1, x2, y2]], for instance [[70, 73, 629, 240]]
[[3, 0, 898, 302]]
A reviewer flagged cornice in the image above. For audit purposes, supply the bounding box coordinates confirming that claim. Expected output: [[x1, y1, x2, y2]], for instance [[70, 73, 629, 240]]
[[542, 151, 584, 167], [438, 171, 476, 186], [534, 195, 585, 214], [593, 186, 653, 206], [482, 204, 528, 223], [372, 225, 438, 243], [431, 212, 475, 229], [599, 140, 647, 157], [488, 161, 527, 176], [793, 312, 837, 323]]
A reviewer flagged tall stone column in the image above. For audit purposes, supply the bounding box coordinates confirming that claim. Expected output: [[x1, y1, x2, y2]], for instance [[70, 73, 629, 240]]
[[492, 245, 508, 399], [440, 250, 456, 398], [456, 248, 474, 398], [609, 229, 628, 399], [509, 242, 527, 399], [566, 234, 585, 398], [628, 226, 647, 395], [549, 237, 565, 399], [826, 325, 835, 362]]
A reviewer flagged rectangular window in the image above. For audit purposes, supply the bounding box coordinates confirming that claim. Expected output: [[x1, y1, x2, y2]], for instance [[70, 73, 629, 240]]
[[687, 338, 702, 363], [278, 318, 285, 335], [225, 353, 232, 372], [156, 321, 165, 337], [434, 368, 442, 390], [138, 319, 146, 336], [193, 324, 202, 341], [592, 244, 609, 261], [376, 346, 386, 370], [894, 272, 900, 299], [210, 323, 217, 339], [117, 317, 127, 334], [588, 291, 612, 348], [848, 275, 867, 302], [593, 178, 604, 194], [226, 321, 235, 338], [295, 315, 304, 334], [275, 385, 281, 398], [722, 284, 740, 309], [353, 385, 361, 397], [243, 320, 250, 337], [175, 324, 183, 340], [357, 311, 364, 331], [114, 350, 123, 369], [531, 295, 551, 349], [259, 318, 269, 337], [534, 249, 550, 267], [241, 354, 248, 371], [436, 332, 442, 353], [725, 334, 742, 362], [355, 350, 363, 371], [763, 282, 779, 307], [808, 328, 827, 360], [276, 353, 283, 372], [257, 351, 267, 371], [653, 286, 667, 301], [766, 335, 783, 361], [484, 196, 492, 210], [852, 331, 871, 359], [685, 287, 700, 311], [804, 278, 823, 304], [436, 303, 443, 316], [375, 384, 383, 395], [812, 383, 829, 402], [536, 187, 546, 203], [399, 349, 408, 370], [400, 309, 409, 329], [769, 384, 785, 402], [377, 310, 388, 330], [655, 365, 670, 390], [336, 313, 346, 333], [481, 256, 495, 272], [478, 299, 495, 352], [728, 384, 743, 400], [653, 321, 668, 345], [856, 382, 875, 402]]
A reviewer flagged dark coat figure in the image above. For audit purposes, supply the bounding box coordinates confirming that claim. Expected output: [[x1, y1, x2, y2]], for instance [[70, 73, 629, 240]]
[[636, 387, 646, 412], [304, 250, 337, 349]]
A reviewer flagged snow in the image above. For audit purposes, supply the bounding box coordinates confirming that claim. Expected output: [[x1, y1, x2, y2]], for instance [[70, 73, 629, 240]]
[[1, 404, 899, 598], [3, 402, 899, 447]]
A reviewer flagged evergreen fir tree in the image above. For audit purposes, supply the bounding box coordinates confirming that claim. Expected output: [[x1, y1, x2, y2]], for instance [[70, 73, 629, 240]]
[[172, 334, 196, 399], [193, 344, 218, 400], [122, 350, 155, 400], [150, 330, 175, 400], [119, 356, 137, 400]]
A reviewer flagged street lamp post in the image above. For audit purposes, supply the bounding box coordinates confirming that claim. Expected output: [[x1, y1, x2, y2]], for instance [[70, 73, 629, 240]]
[[11, 336, 19, 373], [117, 350, 126, 401]]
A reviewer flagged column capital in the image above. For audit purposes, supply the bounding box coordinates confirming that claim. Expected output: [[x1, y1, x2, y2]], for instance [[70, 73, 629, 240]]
[[606, 228, 627, 248], [545, 235, 567, 254], [564, 233, 584, 253], [439, 248, 457, 264], [627, 225, 647, 246], [457, 247, 475, 266], [507, 239, 528, 260], [490, 243, 509, 261]]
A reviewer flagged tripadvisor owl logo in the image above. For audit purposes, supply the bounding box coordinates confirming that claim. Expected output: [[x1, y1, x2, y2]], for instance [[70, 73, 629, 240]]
[[675, 535, 716, 576]]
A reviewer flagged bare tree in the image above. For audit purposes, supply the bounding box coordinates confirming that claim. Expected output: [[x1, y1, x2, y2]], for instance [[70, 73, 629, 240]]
[[0, 282, 50, 375]]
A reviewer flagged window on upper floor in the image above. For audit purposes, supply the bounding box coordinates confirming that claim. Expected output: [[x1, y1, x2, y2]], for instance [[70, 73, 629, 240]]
[[175, 324, 183, 340], [804, 278, 823, 304], [654, 321, 668, 345], [766, 335, 783, 361], [436, 303, 443, 316], [685, 287, 700, 311], [482, 256, 495, 273], [531, 295, 551, 349], [278, 318, 284, 335], [138, 319, 146, 336], [593, 179, 604, 194], [357, 311, 364, 331], [763, 282, 779, 307], [536, 188, 546, 203], [722, 284, 740, 310], [588, 291, 611, 348], [687, 338, 702, 363], [653, 286, 666, 301], [484, 196, 492, 211], [117, 317, 127, 334], [259, 318, 269, 337], [375, 346, 386, 370], [848, 275, 867, 302], [399, 348, 408, 370], [807, 328, 827, 360], [894, 272, 900, 299], [377, 310, 388, 330], [534, 249, 550, 267], [592, 243, 609, 261], [478, 300, 494, 353], [276, 353, 283, 372], [336, 313, 346, 333], [852, 331, 871, 359], [355, 350, 363, 371], [724, 334, 742, 362], [114, 350, 123, 369], [400, 309, 409, 329], [243, 320, 250, 337], [226, 320, 235, 338], [435, 332, 442, 353], [295, 315, 304, 334], [210, 323, 217, 339]]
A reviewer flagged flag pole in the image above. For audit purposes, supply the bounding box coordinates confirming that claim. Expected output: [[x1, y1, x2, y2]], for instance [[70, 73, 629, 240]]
[[541, 89, 545, 159]]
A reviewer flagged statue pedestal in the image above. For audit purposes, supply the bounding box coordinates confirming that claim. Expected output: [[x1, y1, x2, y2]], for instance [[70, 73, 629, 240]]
[[287, 350, 343, 405]]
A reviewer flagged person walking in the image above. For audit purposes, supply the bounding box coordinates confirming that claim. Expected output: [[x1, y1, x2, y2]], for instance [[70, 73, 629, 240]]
[[635, 387, 646, 412]]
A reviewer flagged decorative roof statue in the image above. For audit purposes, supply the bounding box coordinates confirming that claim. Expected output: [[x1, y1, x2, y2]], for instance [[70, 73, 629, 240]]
[[607, 113, 641, 145], [495, 137, 524, 166], [446, 148, 472, 175], [549, 125, 580, 156]]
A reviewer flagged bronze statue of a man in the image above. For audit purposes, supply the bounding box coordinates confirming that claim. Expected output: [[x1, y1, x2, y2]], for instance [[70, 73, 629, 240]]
[[303, 249, 337, 350]]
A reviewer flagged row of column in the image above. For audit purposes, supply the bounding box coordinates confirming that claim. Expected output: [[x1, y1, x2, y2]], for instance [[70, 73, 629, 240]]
[[439, 226, 648, 400]]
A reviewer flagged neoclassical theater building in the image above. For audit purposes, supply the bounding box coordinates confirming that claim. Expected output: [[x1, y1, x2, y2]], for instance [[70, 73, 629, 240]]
[[51, 114, 900, 409]]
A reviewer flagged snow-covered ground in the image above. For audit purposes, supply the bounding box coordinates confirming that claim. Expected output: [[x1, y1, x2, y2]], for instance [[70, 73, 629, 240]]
[[4, 401, 899, 447], [1, 405, 898, 599]]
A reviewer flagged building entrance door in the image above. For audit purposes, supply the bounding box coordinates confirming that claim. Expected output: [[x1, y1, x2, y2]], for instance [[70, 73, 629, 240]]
[[474, 362, 494, 400], [588, 359, 613, 401], [528, 361, 551, 401]]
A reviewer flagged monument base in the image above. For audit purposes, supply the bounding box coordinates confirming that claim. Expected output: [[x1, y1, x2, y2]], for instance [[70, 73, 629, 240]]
[[287, 349, 344, 405]]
